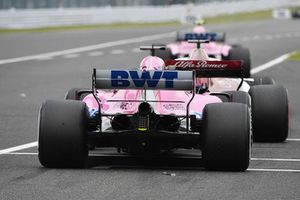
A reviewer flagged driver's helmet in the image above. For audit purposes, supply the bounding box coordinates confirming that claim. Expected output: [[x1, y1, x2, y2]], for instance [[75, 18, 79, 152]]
[[193, 19, 206, 33], [195, 19, 205, 26], [189, 47, 210, 91], [139, 56, 165, 71]]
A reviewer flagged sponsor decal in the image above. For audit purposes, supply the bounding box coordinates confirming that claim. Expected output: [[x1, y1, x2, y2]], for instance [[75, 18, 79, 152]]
[[165, 60, 242, 70], [163, 103, 185, 111], [111, 70, 178, 88], [174, 60, 227, 69], [88, 108, 98, 118], [193, 111, 202, 119], [120, 102, 134, 110], [184, 32, 217, 41]]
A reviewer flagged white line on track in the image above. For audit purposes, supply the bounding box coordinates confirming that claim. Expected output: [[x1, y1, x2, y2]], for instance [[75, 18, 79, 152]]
[[252, 35, 261, 40], [0, 141, 37, 155], [0, 32, 175, 65], [5, 152, 38, 155], [251, 158, 300, 162], [287, 138, 300, 141], [88, 51, 103, 56], [248, 168, 300, 172], [63, 54, 80, 59], [131, 48, 141, 53], [251, 53, 290, 75], [110, 49, 124, 55], [36, 56, 53, 61]]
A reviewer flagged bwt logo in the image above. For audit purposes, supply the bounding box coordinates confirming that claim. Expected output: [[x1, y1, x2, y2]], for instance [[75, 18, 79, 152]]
[[185, 33, 217, 41], [111, 70, 178, 88]]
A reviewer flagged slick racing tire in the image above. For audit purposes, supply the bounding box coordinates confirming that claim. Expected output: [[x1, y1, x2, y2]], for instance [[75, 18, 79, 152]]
[[225, 91, 251, 107], [38, 100, 88, 168], [201, 103, 251, 171], [65, 88, 90, 100], [215, 32, 226, 43], [176, 31, 184, 41], [246, 76, 275, 87], [249, 85, 289, 142], [226, 46, 251, 78], [155, 48, 174, 61]]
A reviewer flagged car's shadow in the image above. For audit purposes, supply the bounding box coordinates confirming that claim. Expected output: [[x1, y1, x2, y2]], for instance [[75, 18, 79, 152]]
[[86, 148, 204, 170]]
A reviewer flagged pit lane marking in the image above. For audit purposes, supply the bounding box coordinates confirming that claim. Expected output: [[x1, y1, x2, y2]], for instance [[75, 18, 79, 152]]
[[228, 32, 300, 43], [110, 49, 124, 55], [0, 32, 175, 65], [88, 51, 103, 56]]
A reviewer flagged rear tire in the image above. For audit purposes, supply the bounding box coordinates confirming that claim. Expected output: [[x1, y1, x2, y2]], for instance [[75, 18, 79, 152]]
[[65, 88, 90, 100], [201, 103, 251, 171], [226, 47, 251, 78], [38, 100, 88, 168], [155, 48, 174, 61], [247, 76, 275, 86], [225, 91, 251, 107], [249, 85, 289, 142]]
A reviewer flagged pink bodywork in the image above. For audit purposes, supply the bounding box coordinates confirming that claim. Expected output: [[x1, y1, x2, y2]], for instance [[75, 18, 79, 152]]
[[83, 56, 221, 117], [167, 25, 231, 57]]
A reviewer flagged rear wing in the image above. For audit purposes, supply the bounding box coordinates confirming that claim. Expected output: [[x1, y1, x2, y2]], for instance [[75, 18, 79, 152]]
[[177, 32, 225, 42], [165, 60, 244, 78], [92, 69, 195, 133], [93, 69, 194, 91]]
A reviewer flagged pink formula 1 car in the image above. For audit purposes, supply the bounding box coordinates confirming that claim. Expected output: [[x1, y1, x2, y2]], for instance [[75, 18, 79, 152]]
[[156, 23, 251, 77], [168, 40, 289, 144], [38, 46, 252, 171]]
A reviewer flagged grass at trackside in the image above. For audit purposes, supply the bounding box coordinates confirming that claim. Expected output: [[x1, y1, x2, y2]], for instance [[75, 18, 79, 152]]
[[204, 9, 272, 24], [0, 9, 274, 34], [289, 51, 300, 61], [0, 21, 180, 34]]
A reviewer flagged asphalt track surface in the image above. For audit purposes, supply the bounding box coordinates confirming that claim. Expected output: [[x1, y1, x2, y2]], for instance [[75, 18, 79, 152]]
[[0, 19, 300, 199]]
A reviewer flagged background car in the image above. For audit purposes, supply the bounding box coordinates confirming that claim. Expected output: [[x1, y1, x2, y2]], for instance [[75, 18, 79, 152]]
[[156, 20, 252, 77]]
